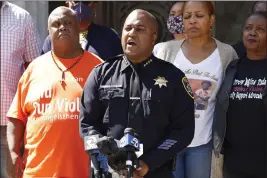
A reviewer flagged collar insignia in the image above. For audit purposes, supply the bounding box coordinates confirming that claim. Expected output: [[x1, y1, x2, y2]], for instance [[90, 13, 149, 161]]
[[143, 59, 153, 67]]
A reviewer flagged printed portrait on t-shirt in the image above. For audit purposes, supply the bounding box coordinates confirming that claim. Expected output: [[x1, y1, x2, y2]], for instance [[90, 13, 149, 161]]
[[188, 79, 216, 111]]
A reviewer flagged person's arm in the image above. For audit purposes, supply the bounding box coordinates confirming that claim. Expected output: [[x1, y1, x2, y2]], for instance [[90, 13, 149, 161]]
[[7, 119, 25, 159], [6, 68, 30, 177], [6, 119, 25, 178], [139, 74, 195, 173], [79, 67, 104, 138], [23, 12, 41, 68]]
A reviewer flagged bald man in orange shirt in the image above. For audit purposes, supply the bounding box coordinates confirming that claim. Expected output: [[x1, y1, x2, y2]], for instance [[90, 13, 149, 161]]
[[6, 6, 103, 178]]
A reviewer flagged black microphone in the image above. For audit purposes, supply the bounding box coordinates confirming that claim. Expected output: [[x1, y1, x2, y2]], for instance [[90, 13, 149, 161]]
[[96, 136, 119, 156], [84, 130, 112, 178], [97, 136, 129, 173], [119, 128, 140, 178], [84, 130, 102, 178]]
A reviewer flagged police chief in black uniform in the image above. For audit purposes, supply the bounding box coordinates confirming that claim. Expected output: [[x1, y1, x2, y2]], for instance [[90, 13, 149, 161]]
[[79, 9, 195, 178]]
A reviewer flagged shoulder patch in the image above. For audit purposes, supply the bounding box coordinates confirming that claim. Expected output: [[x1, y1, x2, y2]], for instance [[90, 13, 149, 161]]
[[182, 77, 194, 99]]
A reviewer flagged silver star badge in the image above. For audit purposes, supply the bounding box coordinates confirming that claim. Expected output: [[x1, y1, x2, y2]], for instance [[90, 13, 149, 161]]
[[154, 76, 168, 88]]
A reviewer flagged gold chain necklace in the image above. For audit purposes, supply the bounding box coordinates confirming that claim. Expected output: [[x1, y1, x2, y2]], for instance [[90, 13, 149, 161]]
[[51, 50, 84, 84]]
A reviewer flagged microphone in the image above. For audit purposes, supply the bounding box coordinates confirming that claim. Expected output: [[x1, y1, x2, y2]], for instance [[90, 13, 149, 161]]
[[84, 130, 111, 178], [96, 136, 119, 156], [93, 128, 142, 177], [119, 128, 140, 151], [84, 130, 102, 178], [119, 128, 140, 178], [96, 136, 127, 173]]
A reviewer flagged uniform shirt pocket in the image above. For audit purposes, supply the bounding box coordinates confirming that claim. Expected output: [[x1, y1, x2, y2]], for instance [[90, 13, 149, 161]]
[[99, 87, 126, 125]]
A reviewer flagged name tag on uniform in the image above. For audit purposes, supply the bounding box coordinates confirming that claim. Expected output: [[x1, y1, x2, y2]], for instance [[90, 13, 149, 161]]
[[130, 97, 140, 100], [99, 85, 124, 99]]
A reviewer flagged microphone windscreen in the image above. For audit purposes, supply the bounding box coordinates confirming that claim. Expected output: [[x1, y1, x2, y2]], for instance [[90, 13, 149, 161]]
[[124, 128, 135, 135], [97, 136, 119, 155]]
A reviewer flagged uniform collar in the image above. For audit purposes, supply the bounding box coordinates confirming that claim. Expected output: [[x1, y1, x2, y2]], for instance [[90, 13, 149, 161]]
[[120, 54, 154, 73], [120, 55, 131, 73]]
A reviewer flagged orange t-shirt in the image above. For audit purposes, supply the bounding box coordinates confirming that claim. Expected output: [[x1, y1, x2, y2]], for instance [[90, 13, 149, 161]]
[[7, 51, 103, 178]]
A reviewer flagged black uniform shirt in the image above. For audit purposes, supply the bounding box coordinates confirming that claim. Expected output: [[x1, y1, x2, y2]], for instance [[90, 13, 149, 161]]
[[79, 54, 195, 173]]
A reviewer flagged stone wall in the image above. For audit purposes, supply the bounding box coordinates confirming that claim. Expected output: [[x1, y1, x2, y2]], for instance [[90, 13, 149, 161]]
[[96, 1, 255, 45], [214, 1, 255, 45], [10, 1, 255, 48]]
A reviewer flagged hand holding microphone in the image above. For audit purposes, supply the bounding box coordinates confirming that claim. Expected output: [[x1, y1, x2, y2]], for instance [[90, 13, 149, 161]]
[[120, 160, 149, 178]]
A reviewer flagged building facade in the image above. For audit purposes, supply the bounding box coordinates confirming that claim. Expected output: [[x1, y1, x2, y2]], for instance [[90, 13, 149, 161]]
[[12, 1, 255, 46]]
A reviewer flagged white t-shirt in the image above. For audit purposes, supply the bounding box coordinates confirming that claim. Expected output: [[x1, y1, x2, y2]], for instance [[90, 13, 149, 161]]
[[174, 49, 223, 147]]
